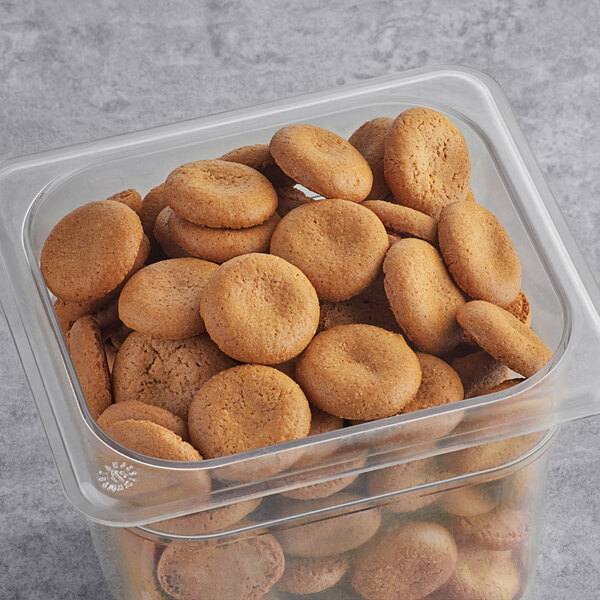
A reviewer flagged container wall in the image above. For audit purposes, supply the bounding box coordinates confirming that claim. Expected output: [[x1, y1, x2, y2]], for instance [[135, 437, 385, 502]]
[[90, 431, 553, 600]]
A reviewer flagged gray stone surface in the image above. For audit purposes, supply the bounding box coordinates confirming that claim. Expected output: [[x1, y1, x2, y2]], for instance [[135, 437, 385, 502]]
[[1, 1, 599, 598]]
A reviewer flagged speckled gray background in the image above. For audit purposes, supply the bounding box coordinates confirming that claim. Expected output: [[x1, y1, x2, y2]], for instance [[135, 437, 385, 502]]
[[1, 1, 599, 598]]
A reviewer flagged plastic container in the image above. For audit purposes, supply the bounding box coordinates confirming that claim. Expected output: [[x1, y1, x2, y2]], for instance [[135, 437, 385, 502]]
[[2, 65, 600, 599]]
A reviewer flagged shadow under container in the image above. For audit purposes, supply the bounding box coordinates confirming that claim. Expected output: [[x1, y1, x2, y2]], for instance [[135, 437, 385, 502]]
[[2, 66, 600, 600]]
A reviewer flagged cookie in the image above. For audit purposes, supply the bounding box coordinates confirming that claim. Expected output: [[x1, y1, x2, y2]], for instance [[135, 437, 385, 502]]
[[103, 341, 118, 373], [41, 200, 144, 302], [466, 188, 476, 202], [296, 324, 422, 420], [140, 183, 167, 244], [112, 332, 235, 418], [270, 199, 389, 302], [106, 419, 201, 461], [188, 364, 311, 458], [156, 535, 284, 600], [384, 107, 471, 219], [164, 159, 278, 228], [308, 405, 344, 436], [110, 324, 132, 350], [383, 238, 466, 355], [275, 185, 312, 216], [219, 143, 293, 186], [350, 521, 457, 600], [118, 258, 218, 339], [438, 484, 497, 517], [276, 493, 381, 557], [97, 400, 189, 441], [506, 289, 532, 327], [362, 199, 438, 245], [199, 253, 320, 364], [168, 209, 280, 263], [270, 124, 373, 202], [439, 201, 522, 306], [106, 188, 142, 215], [450, 350, 510, 399], [457, 300, 553, 377], [67, 315, 113, 420], [153, 207, 192, 258], [276, 555, 349, 595], [349, 117, 393, 200], [54, 295, 113, 335]]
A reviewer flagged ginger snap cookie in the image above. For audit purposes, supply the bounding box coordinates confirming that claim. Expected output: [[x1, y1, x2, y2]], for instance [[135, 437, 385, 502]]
[[97, 400, 189, 441], [54, 295, 112, 335], [296, 324, 422, 420], [384, 107, 471, 219], [188, 364, 311, 458], [157, 535, 284, 600], [270, 124, 373, 202], [439, 201, 522, 307], [309, 405, 345, 436], [67, 315, 112, 420], [383, 238, 466, 355], [140, 183, 167, 242], [106, 188, 142, 215], [41, 200, 144, 302], [349, 117, 393, 200], [219, 143, 293, 186], [200, 253, 320, 364], [450, 350, 511, 399], [119, 258, 218, 340], [168, 209, 280, 263], [276, 555, 349, 595], [438, 484, 498, 517], [275, 185, 312, 216], [350, 521, 458, 600], [112, 332, 234, 418], [153, 206, 191, 258], [506, 289, 532, 327], [457, 300, 553, 377], [362, 199, 438, 245], [165, 159, 278, 228], [106, 419, 201, 461], [270, 198, 389, 302]]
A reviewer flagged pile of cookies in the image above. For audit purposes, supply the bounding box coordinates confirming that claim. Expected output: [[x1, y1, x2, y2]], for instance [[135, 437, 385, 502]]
[[41, 106, 553, 600]]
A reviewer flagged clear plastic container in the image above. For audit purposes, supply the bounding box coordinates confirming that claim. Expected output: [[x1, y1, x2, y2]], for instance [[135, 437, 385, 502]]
[[1, 65, 600, 599]]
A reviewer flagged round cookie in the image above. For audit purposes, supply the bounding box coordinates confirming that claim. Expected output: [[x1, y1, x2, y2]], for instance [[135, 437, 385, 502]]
[[188, 364, 311, 458], [308, 405, 344, 436], [296, 324, 422, 420], [118, 258, 218, 339], [67, 315, 112, 420], [450, 350, 510, 399], [362, 199, 438, 245], [270, 124, 373, 202], [275, 185, 312, 216], [199, 253, 320, 364], [384, 107, 471, 219], [438, 485, 498, 517], [106, 419, 201, 461], [156, 535, 284, 600], [219, 143, 293, 186], [276, 555, 349, 595], [270, 199, 389, 302], [41, 200, 144, 302], [97, 400, 189, 441], [349, 117, 393, 200], [54, 295, 113, 335], [168, 209, 280, 263], [383, 238, 466, 355], [457, 300, 553, 377], [112, 332, 235, 418], [439, 201, 522, 307], [350, 521, 458, 600], [153, 207, 191, 258], [140, 183, 167, 244], [164, 159, 278, 228], [106, 188, 142, 215]]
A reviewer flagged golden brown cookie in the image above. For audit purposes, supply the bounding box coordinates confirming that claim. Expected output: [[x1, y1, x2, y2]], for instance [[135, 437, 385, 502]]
[[308, 405, 345, 436], [164, 159, 278, 228], [362, 199, 438, 245], [140, 183, 167, 245], [506, 290, 532, 327], [188, 364, 311, 458], [270, 124, 373, 202], [112, 332, 234, 418], [296, 324, 422, 420], [276, 555, 349, 595], [348, 117, 393, 200], [199, 253, 320, 364], [275, 185, 313, 216], [439, 201, 522, 307], [168, 209, 280, 263], [106, 188, 142, 215], [219, 143, 293, 186], [450, 350, 510, 399], [466, 188, 476, 202], [54, 296, 112, 335], [67, 315, 112, 420], [153, 206, 192, 258], [156, 535, 284, 600], [457, 300, 553, 377], [106, 419, 201, 461], [41, 200, 144, 302], [118, 258, 218, 340], [276, 493, 381, 557], [438, 484, 498, 517], [270, 199, 389, 302], [97, 400, 189, 441], [350, 521, 458, 600], [384, 107, 471, 219], [384, 238, 466, 355]]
